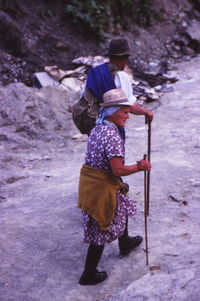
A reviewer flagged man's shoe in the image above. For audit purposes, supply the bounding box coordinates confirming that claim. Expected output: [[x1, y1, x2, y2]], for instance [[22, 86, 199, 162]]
[[79, 269, 108, 285], [120, 235, 143, 256]]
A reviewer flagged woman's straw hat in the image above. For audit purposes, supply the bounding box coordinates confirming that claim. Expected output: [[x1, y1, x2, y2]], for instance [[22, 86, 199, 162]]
[[101, 89, 133, 107]]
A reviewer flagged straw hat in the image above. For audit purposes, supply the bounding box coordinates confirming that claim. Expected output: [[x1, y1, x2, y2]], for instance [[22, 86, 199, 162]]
[[101, 89, 133, 107]]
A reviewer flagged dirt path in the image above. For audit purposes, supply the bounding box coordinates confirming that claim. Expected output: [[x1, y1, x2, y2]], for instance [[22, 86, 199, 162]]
[[0, 55, 200, 301]]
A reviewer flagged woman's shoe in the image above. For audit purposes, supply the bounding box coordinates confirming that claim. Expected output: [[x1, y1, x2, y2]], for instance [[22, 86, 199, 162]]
[[120, 235, 143, 256], [79, 269, 108, 285]]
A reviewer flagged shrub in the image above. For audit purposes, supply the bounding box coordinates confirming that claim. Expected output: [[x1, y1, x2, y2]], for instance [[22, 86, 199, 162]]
[[65, 0, 156, 39]]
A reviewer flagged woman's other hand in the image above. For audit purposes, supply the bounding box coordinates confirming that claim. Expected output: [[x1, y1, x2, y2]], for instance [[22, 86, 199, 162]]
[[137, 159, 151, 171]]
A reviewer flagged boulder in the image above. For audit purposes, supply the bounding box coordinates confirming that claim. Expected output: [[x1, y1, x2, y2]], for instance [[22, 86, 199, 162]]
[[0, 83, 78, 147], [186, 19, 200, 52]]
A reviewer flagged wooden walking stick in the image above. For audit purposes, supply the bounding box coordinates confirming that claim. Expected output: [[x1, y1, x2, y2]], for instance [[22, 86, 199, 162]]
[[143, 154, 149, 266], [145, 116, 151, 216]]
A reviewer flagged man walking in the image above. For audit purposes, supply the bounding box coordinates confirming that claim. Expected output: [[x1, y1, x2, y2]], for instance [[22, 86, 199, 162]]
[[82, 37, 153, 136]]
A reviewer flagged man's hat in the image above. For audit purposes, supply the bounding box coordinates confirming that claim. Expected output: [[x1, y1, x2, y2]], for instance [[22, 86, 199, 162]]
[[105, 38, 130, 57], [101, 89, 133, 107]]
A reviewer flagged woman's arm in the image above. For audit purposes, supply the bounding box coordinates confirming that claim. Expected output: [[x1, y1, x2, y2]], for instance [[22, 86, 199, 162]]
[[110, 157, 151, 177]]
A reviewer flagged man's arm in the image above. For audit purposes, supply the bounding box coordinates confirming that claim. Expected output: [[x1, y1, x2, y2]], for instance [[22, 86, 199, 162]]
[[130, 104, 154, 121]]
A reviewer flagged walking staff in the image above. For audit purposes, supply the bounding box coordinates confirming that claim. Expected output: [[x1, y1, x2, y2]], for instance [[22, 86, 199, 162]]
[[143, 115, 152, 265], [145, 115, 151, 216], [143, 153, 149, 266]]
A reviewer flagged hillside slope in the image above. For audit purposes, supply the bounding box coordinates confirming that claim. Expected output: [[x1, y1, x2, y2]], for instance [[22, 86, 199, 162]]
[[0, 0, 200, 86]]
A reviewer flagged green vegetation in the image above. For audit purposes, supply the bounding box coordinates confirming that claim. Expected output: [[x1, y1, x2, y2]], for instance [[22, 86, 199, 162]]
[[65, 0, 157, 39]]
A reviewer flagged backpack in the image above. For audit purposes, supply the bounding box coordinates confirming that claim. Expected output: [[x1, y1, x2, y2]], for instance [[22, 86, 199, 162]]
[[72, 62, 116, 135], [72, 95, 99, 135]]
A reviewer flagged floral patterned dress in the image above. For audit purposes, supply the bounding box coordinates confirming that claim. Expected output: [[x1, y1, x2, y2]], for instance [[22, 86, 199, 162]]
[[82, 122, 137, 245]]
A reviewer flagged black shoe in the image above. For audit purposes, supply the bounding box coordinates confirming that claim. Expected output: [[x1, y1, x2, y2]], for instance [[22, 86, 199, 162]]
[[79, 269, 108, 285], [120, 235, 143, 256]]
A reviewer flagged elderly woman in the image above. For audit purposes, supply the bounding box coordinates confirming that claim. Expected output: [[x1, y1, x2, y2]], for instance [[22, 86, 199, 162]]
[[78, 88, 151, 285]]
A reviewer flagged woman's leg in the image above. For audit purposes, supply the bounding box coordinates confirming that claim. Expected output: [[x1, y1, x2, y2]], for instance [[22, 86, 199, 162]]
[[79, 243, 108, 285], [84, 243, 104, 271], [118, 216, 143, 256]]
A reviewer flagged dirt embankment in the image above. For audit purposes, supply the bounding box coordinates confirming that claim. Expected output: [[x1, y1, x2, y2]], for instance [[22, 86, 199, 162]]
[[1, 0, 200, 87]]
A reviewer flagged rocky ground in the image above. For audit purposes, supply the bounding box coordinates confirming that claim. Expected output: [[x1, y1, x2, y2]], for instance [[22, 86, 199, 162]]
[[0, 54, 200, 301], [0, 1, 200, 300]]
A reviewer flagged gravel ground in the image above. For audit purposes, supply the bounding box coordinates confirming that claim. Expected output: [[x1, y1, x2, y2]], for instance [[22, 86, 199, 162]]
[[0, 55, 199, 300]]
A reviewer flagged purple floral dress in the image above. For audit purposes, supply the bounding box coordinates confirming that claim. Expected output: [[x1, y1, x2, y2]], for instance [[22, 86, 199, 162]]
[[82, 122, 137, 245]]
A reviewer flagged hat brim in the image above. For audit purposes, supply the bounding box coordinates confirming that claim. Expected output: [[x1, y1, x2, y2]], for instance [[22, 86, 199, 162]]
[[100, 101, 133, 107], [104, 52, 130, 57]]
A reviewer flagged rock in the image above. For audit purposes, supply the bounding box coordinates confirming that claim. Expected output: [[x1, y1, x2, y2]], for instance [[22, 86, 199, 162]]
[[32, 72, 60, 88], [72, 55, 108, 67], [60, 77, 84, 93], [186, 19, 200, 52], [0, 83, 78, 146], [112, 270, 195, 301]]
